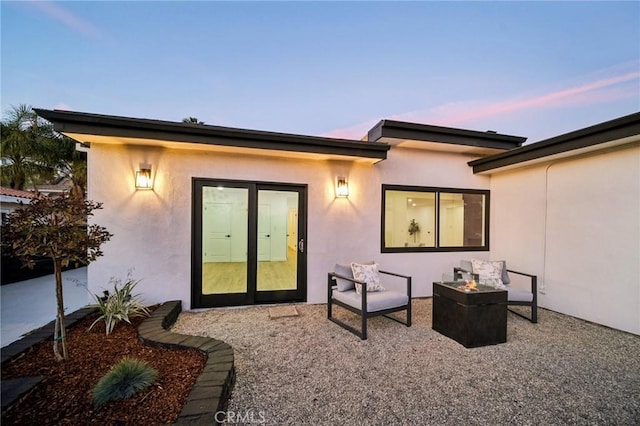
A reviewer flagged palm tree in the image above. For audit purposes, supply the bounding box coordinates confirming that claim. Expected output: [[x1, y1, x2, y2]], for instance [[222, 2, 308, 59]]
[[182, 116, 204, 124], [1, 104, 50, 190], [1, 105, 86, 194]]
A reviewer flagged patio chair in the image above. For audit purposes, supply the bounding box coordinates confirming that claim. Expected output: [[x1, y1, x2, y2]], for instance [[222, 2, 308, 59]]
[[454, 259, 537, 323], [328, 262, 411, 340]]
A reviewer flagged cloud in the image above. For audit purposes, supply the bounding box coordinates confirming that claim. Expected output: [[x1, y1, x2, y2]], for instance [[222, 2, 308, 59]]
[[53, 102, 72, 111], [322, 62, 640, 140], [29, 1, 102, 39], [433, 70, 639, 127], [322, 119, 380, 140]]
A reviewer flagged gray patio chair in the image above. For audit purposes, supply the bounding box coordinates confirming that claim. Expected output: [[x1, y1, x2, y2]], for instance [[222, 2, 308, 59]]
[[454, 260, 537, 323], [328, 263, 411, 340]]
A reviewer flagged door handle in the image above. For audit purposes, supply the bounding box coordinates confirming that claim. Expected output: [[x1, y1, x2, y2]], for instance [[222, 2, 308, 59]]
[[225, 234, 231, 238], [298, 238, 305, 253], [266, 234, 270, 238]]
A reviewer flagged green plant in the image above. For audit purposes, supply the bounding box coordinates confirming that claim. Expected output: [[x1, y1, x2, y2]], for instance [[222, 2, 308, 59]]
[[92, 357, 158, 407], [90, 274, 150, 335], [408, 218, 420, 242]]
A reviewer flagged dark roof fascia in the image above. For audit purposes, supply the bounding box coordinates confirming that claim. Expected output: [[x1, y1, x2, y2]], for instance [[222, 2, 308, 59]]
[[468, 112, 640, 174], [367, 119, 527, 150], [34, 109, 390, 161]]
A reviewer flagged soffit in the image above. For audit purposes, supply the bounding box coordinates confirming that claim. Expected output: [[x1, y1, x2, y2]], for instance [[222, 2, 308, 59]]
[[472, 136, 640, 175], [367, 119, 526, 157], [469, 112, 640, 174], [376, 137, 508, 155], [63, 132, 382, 163]]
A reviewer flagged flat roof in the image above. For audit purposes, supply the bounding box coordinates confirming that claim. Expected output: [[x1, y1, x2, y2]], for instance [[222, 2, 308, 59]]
[[367, 119, 526, 156], [469, 112, 640, 174], [34, 109, 391, 163]]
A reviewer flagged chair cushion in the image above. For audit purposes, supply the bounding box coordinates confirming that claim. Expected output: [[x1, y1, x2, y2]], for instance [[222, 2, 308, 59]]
[[471, 259, 506, 289], [351, 263, 385, 294], [333, 289, 408, 313], [460, 259, 473, 273], [334, 263, 355, 291], [505, 286, 533, 303], [496, 260, 511, 285]]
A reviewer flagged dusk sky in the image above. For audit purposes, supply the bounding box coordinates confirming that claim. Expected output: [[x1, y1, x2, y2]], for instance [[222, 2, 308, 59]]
[[2, 1, 638, 143]]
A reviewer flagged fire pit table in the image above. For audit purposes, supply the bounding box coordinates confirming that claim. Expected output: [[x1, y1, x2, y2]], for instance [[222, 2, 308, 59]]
[[432, 281, 507, 348]]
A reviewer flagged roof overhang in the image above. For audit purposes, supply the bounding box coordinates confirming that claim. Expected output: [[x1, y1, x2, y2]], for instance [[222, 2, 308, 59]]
[[469, 112, 640, 174], [0, 194, 34, 205], [367, 119, 526, 156], [34, 109, 390, 163]]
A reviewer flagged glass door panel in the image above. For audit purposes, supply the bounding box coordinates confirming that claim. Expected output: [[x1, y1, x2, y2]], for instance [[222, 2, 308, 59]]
[[201, 186, 248, 295], [193, 179, 306, 308], [256, 190, 298, 291]]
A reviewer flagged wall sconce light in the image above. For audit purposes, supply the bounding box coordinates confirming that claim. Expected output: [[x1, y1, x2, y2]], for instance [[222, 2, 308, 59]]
[[135, 167, 153, 190], [336, 176, 349, 198]]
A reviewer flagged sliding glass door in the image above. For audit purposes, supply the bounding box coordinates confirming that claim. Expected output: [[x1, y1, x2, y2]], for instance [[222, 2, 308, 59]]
[[192, 179, 307, 308]]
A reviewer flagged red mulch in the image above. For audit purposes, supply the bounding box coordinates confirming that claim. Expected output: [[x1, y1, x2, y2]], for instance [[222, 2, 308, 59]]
[[1, 308, 207, 425]]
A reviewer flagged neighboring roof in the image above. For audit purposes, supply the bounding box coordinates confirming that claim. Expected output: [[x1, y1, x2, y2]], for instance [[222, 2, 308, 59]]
[[469, 112, 640, 174], [367, 119, 526, 156], [34, 176, 74, 194], [0, 187, 39, 199], [34, 109, 391, 163], [0, 186, 39, 207]]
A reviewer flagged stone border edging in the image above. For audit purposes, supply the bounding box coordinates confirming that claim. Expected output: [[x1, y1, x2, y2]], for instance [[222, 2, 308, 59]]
[[1, 301, 235, 425], [1, 306, 97, 366], [1, 307, 97, 415], [137, 301, 235, 425]]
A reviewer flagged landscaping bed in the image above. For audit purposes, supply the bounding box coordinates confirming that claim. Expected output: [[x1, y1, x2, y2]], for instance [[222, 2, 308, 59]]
[[1, 308, 207, 425]]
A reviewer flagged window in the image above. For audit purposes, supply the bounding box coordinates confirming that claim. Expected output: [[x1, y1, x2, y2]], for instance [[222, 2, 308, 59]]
[[382, 185, 489, 252]]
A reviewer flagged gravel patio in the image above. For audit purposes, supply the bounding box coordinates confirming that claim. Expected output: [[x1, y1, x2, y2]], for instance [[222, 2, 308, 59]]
[[172, 298, 640, 425]]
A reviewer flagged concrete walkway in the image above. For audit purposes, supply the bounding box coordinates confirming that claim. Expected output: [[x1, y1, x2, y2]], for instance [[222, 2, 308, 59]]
[[1, 267, 90, 348]]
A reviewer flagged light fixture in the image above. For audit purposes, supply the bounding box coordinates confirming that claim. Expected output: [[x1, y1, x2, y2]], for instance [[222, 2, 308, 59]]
[[336, 176, 349, 198], [135, 167, 153, 190]]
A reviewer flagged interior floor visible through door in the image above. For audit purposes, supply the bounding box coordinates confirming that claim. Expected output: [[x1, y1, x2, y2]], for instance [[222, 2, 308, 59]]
[[202, 248, 297, 294]]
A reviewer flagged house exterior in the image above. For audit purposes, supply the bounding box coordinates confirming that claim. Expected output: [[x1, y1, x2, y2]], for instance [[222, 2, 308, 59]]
[[35, 109, 640, 335], [0, 186, 38, 222]]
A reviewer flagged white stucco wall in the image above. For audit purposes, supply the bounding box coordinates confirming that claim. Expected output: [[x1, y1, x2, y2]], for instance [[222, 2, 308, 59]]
[[490, 145, 640, 335], [87, 143, 491, 309]]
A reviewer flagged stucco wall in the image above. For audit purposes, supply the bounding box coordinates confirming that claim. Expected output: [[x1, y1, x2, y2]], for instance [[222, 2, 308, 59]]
[[87, 143, 491, 309], [490, 145, 640, 335]]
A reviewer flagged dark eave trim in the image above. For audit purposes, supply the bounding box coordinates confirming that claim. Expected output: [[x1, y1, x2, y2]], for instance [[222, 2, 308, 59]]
[[468, 112, 640, 173], [34, 109, 390, 161], [367, 119, 526, 150]]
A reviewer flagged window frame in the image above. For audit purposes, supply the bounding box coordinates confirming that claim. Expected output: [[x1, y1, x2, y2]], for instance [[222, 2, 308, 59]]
[[381, 184, 490, 253]]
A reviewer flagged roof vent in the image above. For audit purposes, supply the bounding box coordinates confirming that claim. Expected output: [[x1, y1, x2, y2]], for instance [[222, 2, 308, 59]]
[[486, 130, 497, 134]]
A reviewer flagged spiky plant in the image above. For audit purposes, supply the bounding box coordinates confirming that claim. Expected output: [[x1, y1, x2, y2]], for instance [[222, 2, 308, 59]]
[[90, 274, 150, 335], [93, 357, 158, 407]]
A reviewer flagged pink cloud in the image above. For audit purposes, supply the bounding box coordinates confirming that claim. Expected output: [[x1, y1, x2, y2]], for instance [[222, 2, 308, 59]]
[[322, 119, 379, 140], [323, 63, 640, 140], [53, 102, 72, 111], [435, 71, 640, 127], [29, 1, 102, 39]]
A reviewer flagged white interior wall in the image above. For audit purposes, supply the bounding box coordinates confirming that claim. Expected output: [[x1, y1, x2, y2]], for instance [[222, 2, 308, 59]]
[[87, 144, 491, 309], [490, 145, 640, 335], [258, 191, 288, 261]]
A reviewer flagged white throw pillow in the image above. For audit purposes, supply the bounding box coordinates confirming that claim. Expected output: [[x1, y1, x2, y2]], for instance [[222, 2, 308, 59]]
[[350, 263, 385, 295], [471, 259, 506, 289]]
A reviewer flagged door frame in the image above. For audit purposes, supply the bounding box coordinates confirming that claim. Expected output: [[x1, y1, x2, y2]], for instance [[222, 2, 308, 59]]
[[191, 178, 307, 308]]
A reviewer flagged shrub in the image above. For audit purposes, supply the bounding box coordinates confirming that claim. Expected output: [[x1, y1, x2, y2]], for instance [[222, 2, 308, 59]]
[[90, 274, 150, 335], [93, 357, 158, 407]]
